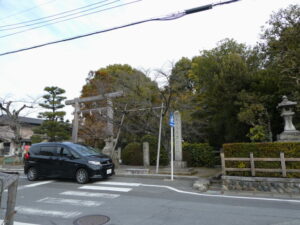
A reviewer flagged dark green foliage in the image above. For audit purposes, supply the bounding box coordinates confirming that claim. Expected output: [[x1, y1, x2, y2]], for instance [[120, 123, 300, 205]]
[[121, 142, 143, 166], [141, 135, 168, 166], [33, 86, 70, 142], [223, 142, 300, 178], [189, 39, 255, 147], [183, 143, 216, 167]]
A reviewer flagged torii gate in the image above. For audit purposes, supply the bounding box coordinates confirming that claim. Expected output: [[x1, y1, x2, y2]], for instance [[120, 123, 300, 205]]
[[65, 91, 123, 146]]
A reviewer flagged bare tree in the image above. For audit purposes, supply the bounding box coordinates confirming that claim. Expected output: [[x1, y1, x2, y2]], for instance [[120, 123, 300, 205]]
[[0, 99, 34, 154]]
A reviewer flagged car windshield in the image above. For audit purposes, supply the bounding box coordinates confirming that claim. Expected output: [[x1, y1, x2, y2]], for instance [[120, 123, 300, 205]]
[[69, 143, 100, 157]]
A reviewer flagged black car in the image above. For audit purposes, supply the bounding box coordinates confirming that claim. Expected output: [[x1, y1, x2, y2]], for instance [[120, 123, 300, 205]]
[[24, 142, 114, 184]]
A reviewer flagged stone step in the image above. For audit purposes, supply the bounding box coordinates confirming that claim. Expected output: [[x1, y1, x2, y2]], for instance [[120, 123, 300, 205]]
[[123, 168, 149, 175], [155, 168, 197, 176]]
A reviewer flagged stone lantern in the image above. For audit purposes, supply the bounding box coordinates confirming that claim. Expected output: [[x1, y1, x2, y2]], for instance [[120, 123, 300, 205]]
[[277, 96, 300, 142]]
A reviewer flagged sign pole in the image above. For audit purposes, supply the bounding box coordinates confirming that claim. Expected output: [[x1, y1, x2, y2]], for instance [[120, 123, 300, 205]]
[[171, 125, 174, 181], [169, 112, 174, 181]]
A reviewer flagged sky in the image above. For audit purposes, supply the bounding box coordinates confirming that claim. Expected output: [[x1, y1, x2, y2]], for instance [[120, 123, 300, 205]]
[[0, 0, 299, 120]]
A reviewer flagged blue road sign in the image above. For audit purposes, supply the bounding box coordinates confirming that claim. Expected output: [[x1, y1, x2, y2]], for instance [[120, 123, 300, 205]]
[[169, 112, 175, 127]]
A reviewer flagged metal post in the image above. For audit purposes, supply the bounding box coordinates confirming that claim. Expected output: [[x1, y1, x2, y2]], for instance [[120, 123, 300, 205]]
[[170, 126, 174, 181], [156, 102, 164, 174]]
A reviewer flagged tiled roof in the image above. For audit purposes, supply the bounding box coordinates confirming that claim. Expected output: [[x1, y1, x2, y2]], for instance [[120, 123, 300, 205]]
[[0, 115, 43, 125]]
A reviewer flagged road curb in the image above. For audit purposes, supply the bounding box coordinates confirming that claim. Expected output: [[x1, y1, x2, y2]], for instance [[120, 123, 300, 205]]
[[115, 173, 199, 180], [0, 168, 199, 180]]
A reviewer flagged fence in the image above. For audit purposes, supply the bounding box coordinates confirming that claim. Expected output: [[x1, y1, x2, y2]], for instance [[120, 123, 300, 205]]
[[220, 152, 300, 177]]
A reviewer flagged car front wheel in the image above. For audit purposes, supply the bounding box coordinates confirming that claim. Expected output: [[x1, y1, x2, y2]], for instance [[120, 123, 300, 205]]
[[76, 168, 89, 184], [27, 167, 38, 181]]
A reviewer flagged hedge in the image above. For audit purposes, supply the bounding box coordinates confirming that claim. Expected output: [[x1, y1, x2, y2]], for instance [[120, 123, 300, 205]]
[[121, 142, 143, 166], [183, 143, 215, 167], [141, 135, 168, 166], [121, 136, 169, 166], [223, 142, 300, 178]]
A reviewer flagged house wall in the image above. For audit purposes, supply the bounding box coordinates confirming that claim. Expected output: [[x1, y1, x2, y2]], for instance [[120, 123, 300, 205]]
[[0, 124, 39, 155], [20, 125, 35, 140]]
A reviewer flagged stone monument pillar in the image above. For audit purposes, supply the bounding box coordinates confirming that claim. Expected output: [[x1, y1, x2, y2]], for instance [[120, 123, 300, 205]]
[[117, 147, 122, 164], [143, 142, 150, 167], [277, 96, 300, 142], [173, 111, 187, 168]]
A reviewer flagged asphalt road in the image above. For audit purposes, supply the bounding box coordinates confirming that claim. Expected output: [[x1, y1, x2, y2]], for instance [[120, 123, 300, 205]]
[[1, 175, 300, 225]]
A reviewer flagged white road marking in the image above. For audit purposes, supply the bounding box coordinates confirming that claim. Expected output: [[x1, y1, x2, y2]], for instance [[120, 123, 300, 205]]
[[0, 220, 39, 225], [140, 184, 300, 204], [37, 197, 103, 207], [15, 206, 81, 218], [17, 181, 53, 191], [79, 185, 132, 192], [60, 191, 120, 199], [96, 181, 141, 186]]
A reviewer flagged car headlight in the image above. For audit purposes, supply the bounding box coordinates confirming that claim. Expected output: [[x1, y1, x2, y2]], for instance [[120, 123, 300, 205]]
[[88, 161, 101, 166]]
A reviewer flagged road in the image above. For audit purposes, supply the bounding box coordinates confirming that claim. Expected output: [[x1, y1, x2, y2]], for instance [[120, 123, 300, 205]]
[[1, 175, 300, 225]]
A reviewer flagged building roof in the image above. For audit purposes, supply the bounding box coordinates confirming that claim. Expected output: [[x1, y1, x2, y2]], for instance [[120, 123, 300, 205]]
[[0, 115, 43, 125], [18, 116, 43, 125]]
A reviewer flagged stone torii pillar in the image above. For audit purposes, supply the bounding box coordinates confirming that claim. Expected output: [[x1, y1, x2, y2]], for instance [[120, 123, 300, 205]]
[[65, 91, 123, 144]]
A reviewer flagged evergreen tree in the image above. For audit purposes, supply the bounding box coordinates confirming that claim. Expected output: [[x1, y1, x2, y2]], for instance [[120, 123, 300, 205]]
[[32, 86, 70, 142]]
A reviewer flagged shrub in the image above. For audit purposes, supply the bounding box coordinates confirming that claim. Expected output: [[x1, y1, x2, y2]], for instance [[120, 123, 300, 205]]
[[122, 142, 142, 165], [223, 142, 300, 178], [183, 143, 215, 167], [141, 135, 169, 166]]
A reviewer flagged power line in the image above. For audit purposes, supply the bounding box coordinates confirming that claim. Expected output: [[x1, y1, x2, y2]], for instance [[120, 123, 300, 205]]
[[0, 0, 122, 38], [0, 0, 57, 22], [0, 0, 143, 39], [0, 0, 114, 29], [0, 0, 241, 57]]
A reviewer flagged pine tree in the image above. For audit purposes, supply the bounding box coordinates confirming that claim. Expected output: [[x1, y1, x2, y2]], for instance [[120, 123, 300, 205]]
[[32, 86, 70, 142]]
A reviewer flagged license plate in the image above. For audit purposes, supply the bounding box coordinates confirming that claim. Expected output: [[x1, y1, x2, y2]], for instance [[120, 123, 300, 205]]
[[107, 169, 112, 174]]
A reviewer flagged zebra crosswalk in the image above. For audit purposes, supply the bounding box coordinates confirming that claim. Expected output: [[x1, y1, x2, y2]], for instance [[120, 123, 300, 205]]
[[60, 190, 120, 199], [13, 181, 138, 224], [79, 185, 132, 192]]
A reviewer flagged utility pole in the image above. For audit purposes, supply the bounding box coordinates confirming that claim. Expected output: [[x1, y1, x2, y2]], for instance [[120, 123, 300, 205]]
[[156, 102, 164, 174]]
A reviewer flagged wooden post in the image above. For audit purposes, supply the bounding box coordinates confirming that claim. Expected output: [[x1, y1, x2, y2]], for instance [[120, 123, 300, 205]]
[[280, 152, 287, 177], [220, 152, 226, 175], [250, 152, 255, 176]]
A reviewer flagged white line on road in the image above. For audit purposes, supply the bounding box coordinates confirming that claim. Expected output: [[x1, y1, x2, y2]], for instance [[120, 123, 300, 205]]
[[79, 185, 132, 192], [140, 184, 300, 204], [15, 206, 81, 218], [96, 181, 141, 186], [60, 191, 120, 199], [37, 197, 103, 207], [23, 181, 53, 188], [17, 181, 53, 191], [0, 220, 39, 225]]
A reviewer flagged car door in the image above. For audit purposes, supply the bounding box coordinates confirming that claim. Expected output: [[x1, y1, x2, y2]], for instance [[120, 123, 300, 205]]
[[57, 146, 78, 178], [39, 145, 60, 177]]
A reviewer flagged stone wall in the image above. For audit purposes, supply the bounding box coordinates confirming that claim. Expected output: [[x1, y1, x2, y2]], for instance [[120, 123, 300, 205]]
[[222, 176, 300, 194]]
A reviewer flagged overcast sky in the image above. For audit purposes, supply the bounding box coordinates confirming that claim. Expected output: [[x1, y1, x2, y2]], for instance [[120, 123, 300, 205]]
[[0, 0, 298, 120]]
